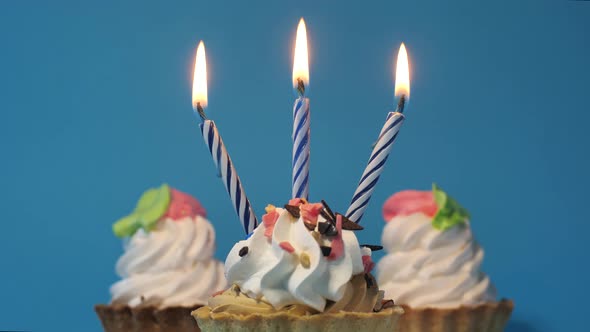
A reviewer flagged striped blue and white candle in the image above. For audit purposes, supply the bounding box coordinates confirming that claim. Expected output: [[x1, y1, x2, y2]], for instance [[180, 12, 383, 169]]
[[292, 18, 311, 200], [192, 40, 258, 234], [346, 43, 411, 223], [346, 107, 405, 223], [292, 94, 310, 200], [199, 119, 258, 234]]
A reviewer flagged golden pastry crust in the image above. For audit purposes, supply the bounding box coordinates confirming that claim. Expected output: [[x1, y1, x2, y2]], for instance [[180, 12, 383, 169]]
[[192, 305, 404, 332], [398, 299, 514, 332]]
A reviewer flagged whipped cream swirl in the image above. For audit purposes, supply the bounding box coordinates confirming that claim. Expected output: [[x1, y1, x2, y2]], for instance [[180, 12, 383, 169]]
[[111, 216, 227, 307], [377, 212, 496, 308], [225, 207, 369, 312]]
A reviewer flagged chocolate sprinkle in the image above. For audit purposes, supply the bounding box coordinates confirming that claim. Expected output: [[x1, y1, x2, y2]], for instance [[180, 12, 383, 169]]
[[284, 204, 301, 218], [321, 200, 336, 223], [238, 246, 249, 257], [381, 299, 395, 309], [318, 221, 338, 236], [320, 209, 332, 222], [360, 244, 383, 251], [320, 245, 332, 256], [338, 214, 364, 231], [303, 221, 316, 231], [364, 273, 376, 288]]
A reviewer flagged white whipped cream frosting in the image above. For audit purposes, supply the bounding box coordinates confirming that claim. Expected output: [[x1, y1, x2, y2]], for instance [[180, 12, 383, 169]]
[[110, 216, 227, 307], [377, 213, 496, 308], [225, 208, 367, 312]]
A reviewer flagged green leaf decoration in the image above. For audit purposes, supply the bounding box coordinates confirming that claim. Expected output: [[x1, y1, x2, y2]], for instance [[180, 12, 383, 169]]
[[112, 184, 171, 238], [431, 183, 470, 231], [135, 184, 171, 231], [112, 214, 141, 238]]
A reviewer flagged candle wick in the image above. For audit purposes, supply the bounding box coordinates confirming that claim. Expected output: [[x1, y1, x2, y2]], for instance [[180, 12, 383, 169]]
[[397, 95, 406, 114], [297, 78, 306, 97], [196, 102, 208, 121]]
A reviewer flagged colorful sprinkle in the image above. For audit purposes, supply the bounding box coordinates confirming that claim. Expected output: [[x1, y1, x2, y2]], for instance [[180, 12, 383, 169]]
[[265, 204, 276, 213], [262, 209, 280, 239], [239, 246, 249, 257], [299, 252, 311, 268], [327, 215, 344, 261], [288, 198, 306, 206], [300, 203, 323, 224], [279, 241, 296, 253], [362, 255, 375, 274]]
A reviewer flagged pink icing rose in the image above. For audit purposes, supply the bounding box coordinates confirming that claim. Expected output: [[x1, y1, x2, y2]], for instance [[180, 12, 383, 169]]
[[327, 214, 344, 261], [163, 188, 207, 221], [362, 255, 375, 274], [262, 208, 280, 239], [382, 190, 438, 222], [300, 203, 323, 225]]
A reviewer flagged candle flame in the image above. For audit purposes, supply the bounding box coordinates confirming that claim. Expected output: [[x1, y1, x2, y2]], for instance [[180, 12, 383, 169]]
[[192, 41, 208, 109], [292, 18, 309, 90], [394, 43, 410, 99]]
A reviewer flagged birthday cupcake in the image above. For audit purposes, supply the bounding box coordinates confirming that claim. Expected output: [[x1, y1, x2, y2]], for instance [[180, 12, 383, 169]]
[[95, 184, 227, 332], [376, 184, 513, 332], [192, 199, 404, 332]]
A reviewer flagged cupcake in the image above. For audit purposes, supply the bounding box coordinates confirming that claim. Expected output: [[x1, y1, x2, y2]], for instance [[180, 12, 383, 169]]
[[376, 184, 513, 332], [193, 199, 404, 332], [95, 184, 227, 332]]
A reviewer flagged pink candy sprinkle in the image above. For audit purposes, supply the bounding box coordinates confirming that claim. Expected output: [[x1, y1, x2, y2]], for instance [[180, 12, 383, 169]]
[[382, 190, 438, 222], [262, 209, 280, 239], [328, 215, 344, 261], [362, 255, 375, 274], [288, 198, 304, 206], [300, 203, 323, 225], [279, 241, 295, 253], [163, 188, 207, 221]]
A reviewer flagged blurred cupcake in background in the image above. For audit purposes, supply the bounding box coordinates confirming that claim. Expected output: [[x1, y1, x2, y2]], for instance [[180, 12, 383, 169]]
[[95, 184, 227, 332], [377, 184, 513, 332]]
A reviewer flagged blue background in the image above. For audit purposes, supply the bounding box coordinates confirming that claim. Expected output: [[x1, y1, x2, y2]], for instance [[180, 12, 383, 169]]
[[1, 0, 588, 331]]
